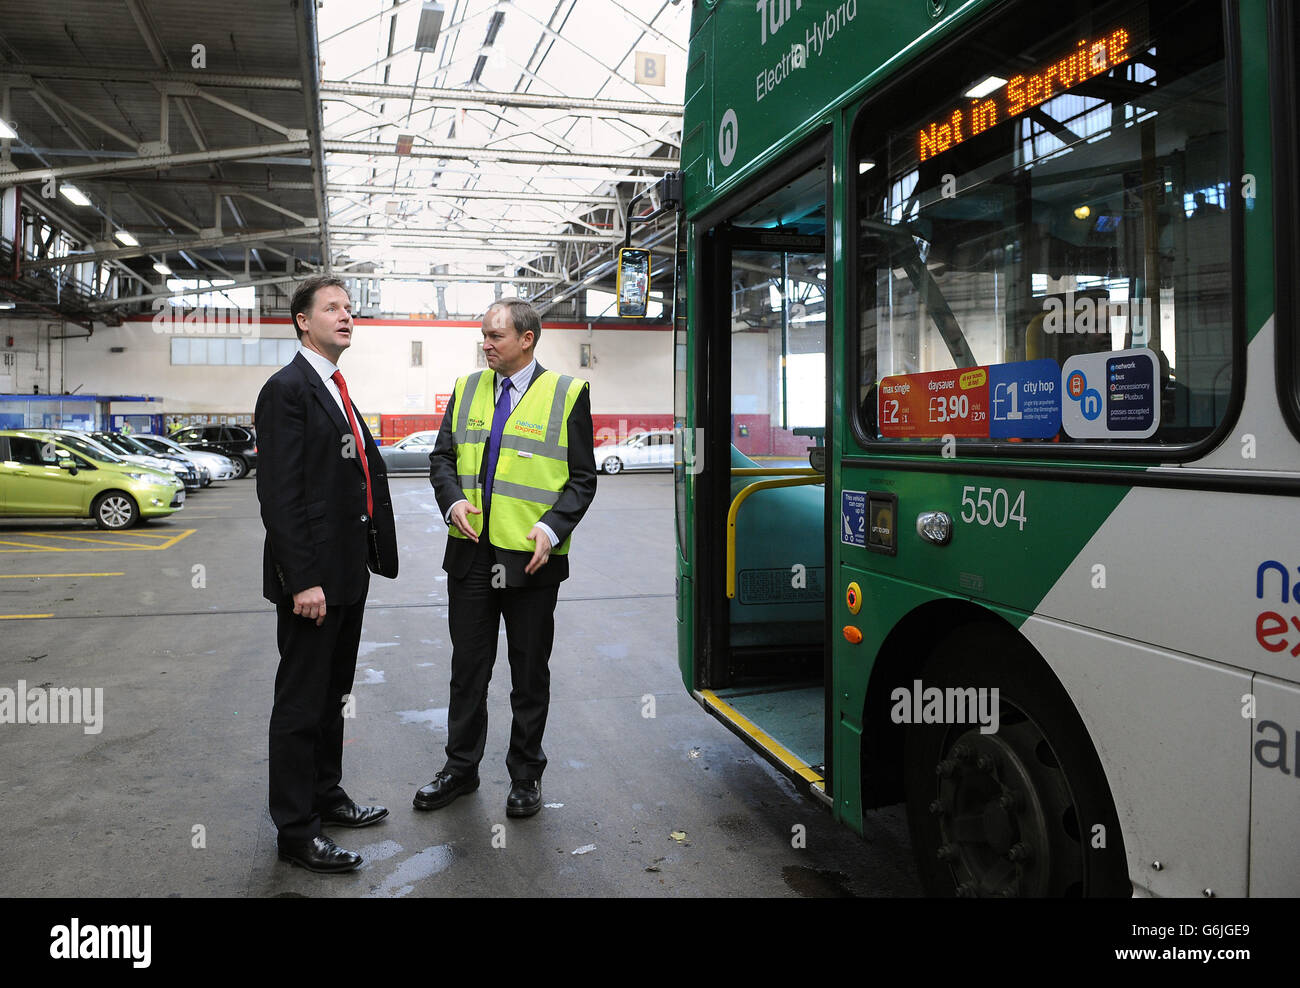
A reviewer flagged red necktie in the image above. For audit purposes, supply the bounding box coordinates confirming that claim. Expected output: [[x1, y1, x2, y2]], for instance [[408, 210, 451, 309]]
[[331, 370, 373, 518]]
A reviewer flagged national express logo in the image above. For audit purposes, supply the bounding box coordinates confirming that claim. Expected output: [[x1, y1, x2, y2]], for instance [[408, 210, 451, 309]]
[[1255, 560, 1300, 658], [512, 419, 545, 439]]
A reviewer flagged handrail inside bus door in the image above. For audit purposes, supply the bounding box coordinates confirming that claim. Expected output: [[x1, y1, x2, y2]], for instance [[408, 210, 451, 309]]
[[726, 471, 826, 599]]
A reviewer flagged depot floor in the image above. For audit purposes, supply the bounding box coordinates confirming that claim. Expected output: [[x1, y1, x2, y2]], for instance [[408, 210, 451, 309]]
[[0, 473, 918, 898]]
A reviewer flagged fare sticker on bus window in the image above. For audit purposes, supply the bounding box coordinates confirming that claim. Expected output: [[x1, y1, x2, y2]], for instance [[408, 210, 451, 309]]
[[878, 367, 989, 438], [987, 359, 1061, 439], [917, 25, 1134, 164], [1060, 347, 1160, 439]]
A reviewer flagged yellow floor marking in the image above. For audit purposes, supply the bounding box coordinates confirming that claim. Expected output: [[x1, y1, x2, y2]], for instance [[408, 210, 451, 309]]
[[9, 532, 158, 548], [0, 572, 124, 578], [0, 529, 195, 552], [0, 613, 54, 619], [699, 689, 824, 785]]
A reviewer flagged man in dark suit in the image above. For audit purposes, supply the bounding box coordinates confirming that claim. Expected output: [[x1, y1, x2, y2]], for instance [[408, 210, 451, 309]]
[[256, 275, 399, 873], [416, 298, 596, 818]]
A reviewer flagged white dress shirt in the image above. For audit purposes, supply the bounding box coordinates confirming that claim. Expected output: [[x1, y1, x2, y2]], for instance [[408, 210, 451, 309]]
[[447, 358, 557, 549], [297, 343, 347, 417], [496, 358, 537, 412]]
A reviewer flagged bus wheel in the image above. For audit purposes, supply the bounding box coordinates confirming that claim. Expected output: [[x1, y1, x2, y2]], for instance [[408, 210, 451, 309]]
[[902, 624, 1129, 897]]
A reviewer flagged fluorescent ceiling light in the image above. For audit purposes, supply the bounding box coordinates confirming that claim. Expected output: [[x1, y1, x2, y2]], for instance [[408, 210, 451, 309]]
[[964, 75, 1007, 99], [0, 120, 16, 140], [115, 230, 139, 246], [153, 262, 172, 275], [0, 300, 15, 309], [858, 161, 876, 174], [414, 2, 445, 52], [60, 184, 91, 206]]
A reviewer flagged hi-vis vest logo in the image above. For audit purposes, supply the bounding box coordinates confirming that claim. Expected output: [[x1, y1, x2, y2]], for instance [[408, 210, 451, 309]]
[[514, 418, 545, 438], [467, 416, 486, 429]]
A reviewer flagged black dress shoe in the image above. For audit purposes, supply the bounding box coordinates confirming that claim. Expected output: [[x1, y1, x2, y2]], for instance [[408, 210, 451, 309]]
[[319, 800, 389, 828], [277, 835, 362, 874], [412, 770, 480, 811], [506, 779, 541, 818]]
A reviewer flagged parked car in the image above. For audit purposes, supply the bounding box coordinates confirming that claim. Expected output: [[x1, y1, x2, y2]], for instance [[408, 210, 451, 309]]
[[30, 429, 191, 489], [0, 430, 184, 529], [134, 434, 236, 484], [170, 424, 257, 479], [112, 432, 209, 489], [377, 430, 438, 473], [85, 432, 201, 492], [594, 429, 675, 474]]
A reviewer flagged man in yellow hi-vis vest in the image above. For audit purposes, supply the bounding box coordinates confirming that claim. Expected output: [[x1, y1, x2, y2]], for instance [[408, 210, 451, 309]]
[[417, 299, 597, 818]]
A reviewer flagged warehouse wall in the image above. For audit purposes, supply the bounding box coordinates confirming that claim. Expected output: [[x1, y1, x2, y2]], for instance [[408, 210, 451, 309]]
[[0, 317, 69, 395], [0, 315, 673, 423]]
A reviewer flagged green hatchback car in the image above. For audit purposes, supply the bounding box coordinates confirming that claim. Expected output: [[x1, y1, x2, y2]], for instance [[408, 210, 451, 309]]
[[0, 430, 185, 529]]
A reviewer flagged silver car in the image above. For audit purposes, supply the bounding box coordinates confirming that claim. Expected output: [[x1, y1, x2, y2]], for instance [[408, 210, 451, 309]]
[[136, 433, 236, 483], [593, 430, 675, 474], [377, 430, 438, 473]]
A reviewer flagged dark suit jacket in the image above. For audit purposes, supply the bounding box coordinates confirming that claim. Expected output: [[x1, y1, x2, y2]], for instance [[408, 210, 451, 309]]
[[429, 363, 596, 587], [256, 351, 398, 605]]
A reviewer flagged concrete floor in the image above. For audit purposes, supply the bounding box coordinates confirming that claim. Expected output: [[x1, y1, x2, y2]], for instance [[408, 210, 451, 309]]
[[0, 472, 919, 897]]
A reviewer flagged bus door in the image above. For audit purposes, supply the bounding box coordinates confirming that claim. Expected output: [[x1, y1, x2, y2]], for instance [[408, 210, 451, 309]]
[[691, 157, 833, 799]]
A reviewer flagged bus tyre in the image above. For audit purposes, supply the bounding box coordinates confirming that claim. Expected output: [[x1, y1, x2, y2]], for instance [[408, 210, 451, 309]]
[[92, 491, 140, 530], [902, 624, 1129, 898]]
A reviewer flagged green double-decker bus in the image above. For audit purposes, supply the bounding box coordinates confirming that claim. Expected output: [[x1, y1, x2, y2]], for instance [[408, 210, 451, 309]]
[[669, 0, 1299, 896]]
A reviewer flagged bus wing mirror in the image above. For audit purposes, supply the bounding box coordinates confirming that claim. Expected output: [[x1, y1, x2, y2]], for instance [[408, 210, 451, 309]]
[[617, 248, 651, 318]]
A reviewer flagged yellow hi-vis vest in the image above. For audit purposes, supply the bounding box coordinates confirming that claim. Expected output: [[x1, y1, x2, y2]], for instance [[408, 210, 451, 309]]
[[449, 368, 588, 553]]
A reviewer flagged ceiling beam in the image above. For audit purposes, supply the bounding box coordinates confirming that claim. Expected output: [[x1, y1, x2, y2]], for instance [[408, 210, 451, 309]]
[[326, 183, 618, 204], [331, 225, 613, 244], [294, 0, 331, 273], [0, 141, 310, 187], [22, 226, 318, 272], [88, 273, 301, 310], [324, 139, 677, 171], [0, 66, 683, 115]]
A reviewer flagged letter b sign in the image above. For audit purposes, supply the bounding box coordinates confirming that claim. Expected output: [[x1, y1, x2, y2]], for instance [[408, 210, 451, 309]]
[[634, 51, 666, 87]]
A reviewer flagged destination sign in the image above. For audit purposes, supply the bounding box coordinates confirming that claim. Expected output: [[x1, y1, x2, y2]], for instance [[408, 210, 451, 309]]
[[918, 26, 1134, 163]]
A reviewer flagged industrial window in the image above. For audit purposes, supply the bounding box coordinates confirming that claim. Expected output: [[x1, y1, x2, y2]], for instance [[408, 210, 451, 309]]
[[171, 337, 297, 366], [853, 0, 1235, 451]]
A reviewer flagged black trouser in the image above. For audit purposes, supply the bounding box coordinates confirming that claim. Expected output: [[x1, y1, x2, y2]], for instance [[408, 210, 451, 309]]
[[268, 589, 367, 841], [443, 537, 559, 781]]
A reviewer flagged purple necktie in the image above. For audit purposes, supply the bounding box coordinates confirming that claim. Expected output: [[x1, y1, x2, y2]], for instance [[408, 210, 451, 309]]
[[482, 376, 512, 511]]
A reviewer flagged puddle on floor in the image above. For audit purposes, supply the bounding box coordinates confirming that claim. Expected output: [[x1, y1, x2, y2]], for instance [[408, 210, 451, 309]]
[[363, 844, 454, 898], [397, 708, 449, 732], [357, 642, 400, 658]]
